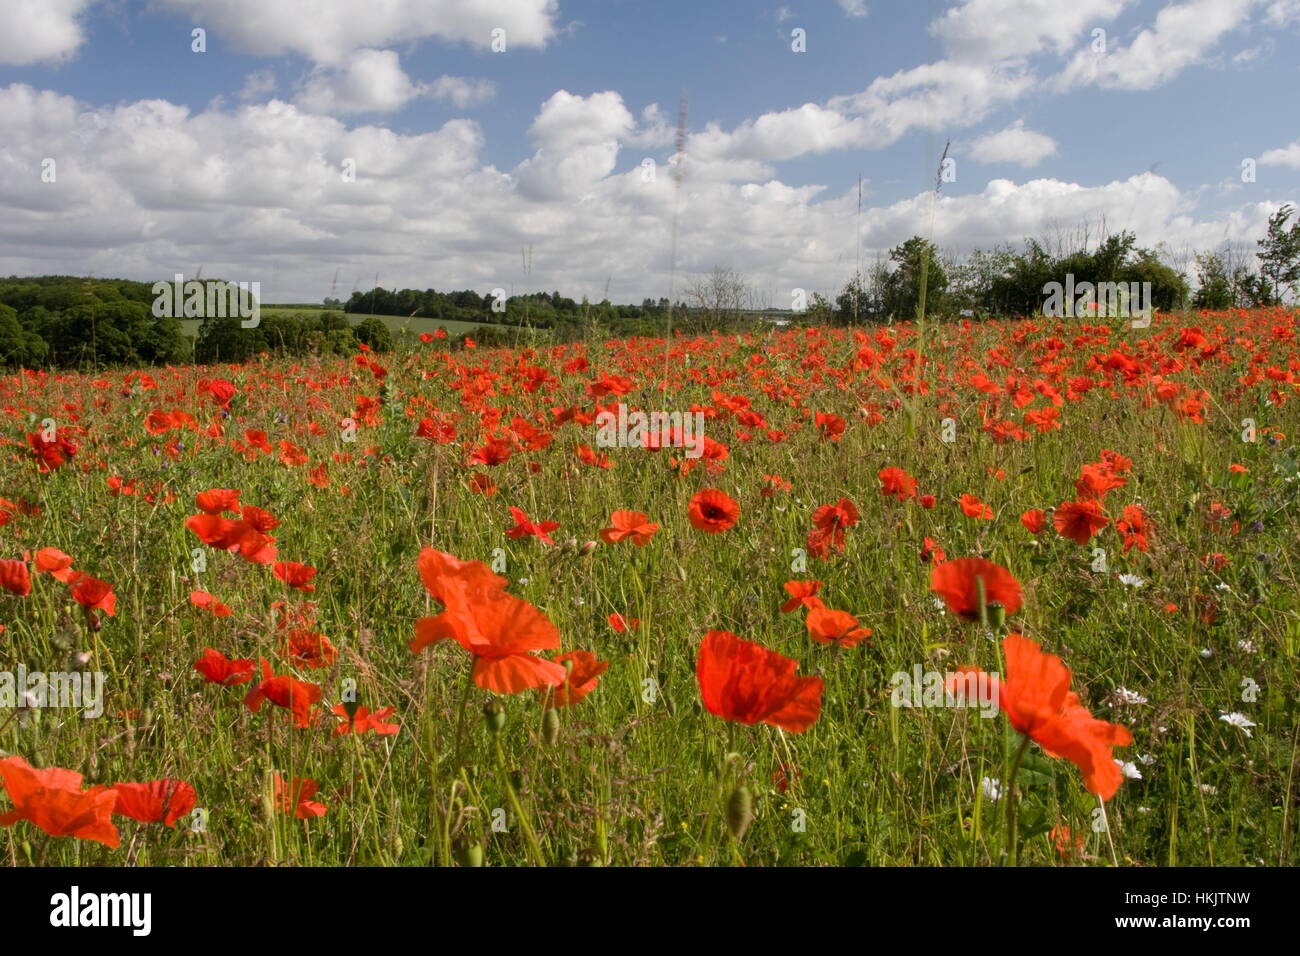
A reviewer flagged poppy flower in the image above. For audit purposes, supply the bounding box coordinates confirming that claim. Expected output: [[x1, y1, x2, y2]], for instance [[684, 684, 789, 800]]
[[608, 612, 640, 632], [878, 467, 918, 501], [416, 548, 507, 610], [411, 585, 566, 694], [1054, 500, 1109, 546], [195, 489, 242, 515], [599, 510, 660, 546], [687, 489, 740, 534], [243, 660, 323, 728], [274, 774, 327, 818], [189, 591, 231, 617], [193, 648, 256, 685], [67, 572, 116, 616], [109, 779, 197, 827], [34, 548, 76, 582], [780, 580, 825, 613], [1116, 505, 1151, 554], [807, 497, 858, 558], [920, 537, 946, 564], [541, 649, 610, 708], [504, 506, 560, 545], [273, 561, 318, 592], [0, 756, 119, 848], [331, 704, 400, 736], [958, 634, 1133, 800], [930, 557, 1023, 620], [696, 630, 823, 733], [958, 493, 994, 520], [805, 607, 872, 648], [280, 629, 338, 670], [1020, 509, 1046, 534], [0, 559, 31, 597], [467, 472, 498, 496]]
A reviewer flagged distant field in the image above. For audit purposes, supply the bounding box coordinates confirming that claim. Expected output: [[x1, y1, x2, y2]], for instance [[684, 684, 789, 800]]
[[177, 307, 533, 342]]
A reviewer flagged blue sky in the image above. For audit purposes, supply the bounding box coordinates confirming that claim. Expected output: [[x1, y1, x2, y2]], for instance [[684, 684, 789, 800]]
[[1, 0, 1297, 304]]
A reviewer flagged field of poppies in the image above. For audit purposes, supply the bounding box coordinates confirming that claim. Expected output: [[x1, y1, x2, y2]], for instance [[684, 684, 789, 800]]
[[1, 307, 1297, 867]]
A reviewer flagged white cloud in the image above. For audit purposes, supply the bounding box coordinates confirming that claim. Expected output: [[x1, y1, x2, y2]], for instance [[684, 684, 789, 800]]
[[0, 82, 1289, 307], [426, 76, 497, 109], [1265, 0, 1300, 25], [238, 70, 277, 102], [775, 6, 795, 22], [968, 121, 1058, 167], [296, 49, 423, 115], [0, 0, 96, 66], [837, 0, 869, 17], [930, 0, 1129, 62], [155, 0, 559, 65], [1056, 0, 1256, 91], [1260, 139, 1300, 168]]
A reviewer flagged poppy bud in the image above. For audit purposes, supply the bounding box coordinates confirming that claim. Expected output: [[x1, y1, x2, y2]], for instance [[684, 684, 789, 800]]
[[561, 537, 578, 554], [726, 784, 754, 842], [579, 540, 598, 557], [987, 601, 1006, 630], [542, 707, 560, 746], [454, 838, 484, 868], [482, 696, 506, 734]]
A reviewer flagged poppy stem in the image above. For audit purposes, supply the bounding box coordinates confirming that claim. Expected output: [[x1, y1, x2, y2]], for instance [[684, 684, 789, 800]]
[[1005, 733, 1031, 867], [449, 666, 474, 770], [494, 735, 546, 867]]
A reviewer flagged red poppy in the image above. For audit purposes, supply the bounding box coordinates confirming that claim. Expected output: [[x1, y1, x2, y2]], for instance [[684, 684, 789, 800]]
[[0, 559, 31, 597], [243, 660, 323, 728], [599, 510, 660, 546], [67, 572, 116, 616], [109, 779, 197, 827], [805, 607, 872, 648], [193, 648, 256, 685], [34, 548, 76, 582], [504, 506, 560, 545], [930, 557, 1023, 620], [1020, 509, 1046, 534], [190, 590, 233, 617], [780, 580, 825, 613], [696, 630, 823, 733], [878, 467, 918, 501], [0, 756, 119, 848], [273, 561, 318, 592], [958, 493, 994, 520], [195, 489, 242, 515], [411, 584, 566, 694], [331, 704, 400, 736], [541, 649, 610, 708], [957, 634, 1133, 800], [1054, 500, 1109, 545], [280, 629, 338, 669], [608, 612, 640, 632], [687, 489, 740, 533], [1116, 505, 1150, 553], [274, 774, 327, 818]]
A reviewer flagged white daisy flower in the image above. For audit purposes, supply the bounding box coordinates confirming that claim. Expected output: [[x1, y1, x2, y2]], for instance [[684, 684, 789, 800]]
[[1219, 712, 1256, 738], [981, 777, 1002, 802], [1117, 573, 1145, 589], [1116, 760, 1142, 780], [1113, 687, 1148, 705], [1237, 639, 1257, 653]]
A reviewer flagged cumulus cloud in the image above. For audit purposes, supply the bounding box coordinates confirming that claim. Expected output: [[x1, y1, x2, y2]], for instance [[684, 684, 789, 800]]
[[968, 121, 1058, 167], [294, 50, 494, 114], [1260, 139, 1300, 168], [837, 0, 869, 17], [155, 0, 559, 65], [238, 70, 277, 102], [931, 0, 1129, 62], [0, 0, 96, 66], [1055, 0, 1256, 91], [0, 82, 1289, 307]]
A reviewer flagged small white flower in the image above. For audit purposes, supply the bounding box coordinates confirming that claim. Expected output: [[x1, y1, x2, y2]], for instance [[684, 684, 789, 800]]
[[981, 777, 1002, 802], [1116, 760, 1142, 780], [933, 597, 946, 611], [1137, 806, 1152, 814], [1237, 639, 1257, 653], [1219, 711, 1256, 737], [1113, 686, 1148, 705], [1117, 573, 1145, 589], [516, 577, 530, 586], [1215, 582, 1231, 591], [1200, 783, 1217, 795], [1200, 648, 1214, 659], [1138, 753, 1156, 766]]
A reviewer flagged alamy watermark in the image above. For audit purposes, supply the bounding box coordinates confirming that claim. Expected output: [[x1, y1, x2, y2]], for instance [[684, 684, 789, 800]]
[[151, 275, 260, 328], [1042, 275, 1151, 328], [889, 665, 999, 718], [595, 403, 705, 459], [0, 667, 105, 718]]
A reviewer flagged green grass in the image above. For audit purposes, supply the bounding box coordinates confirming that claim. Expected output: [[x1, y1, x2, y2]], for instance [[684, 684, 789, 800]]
[[1, 310, 1297, 867]]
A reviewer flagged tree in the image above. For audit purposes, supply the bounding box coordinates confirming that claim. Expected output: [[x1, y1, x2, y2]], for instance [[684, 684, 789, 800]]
[[1256, 204, 1300, 304], [1192, 252, 1234, 310], [685, 266, 754, 330], [0, 303, 46, 367], [355, 317, 394, 353], [882, 237, 947, 320]]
